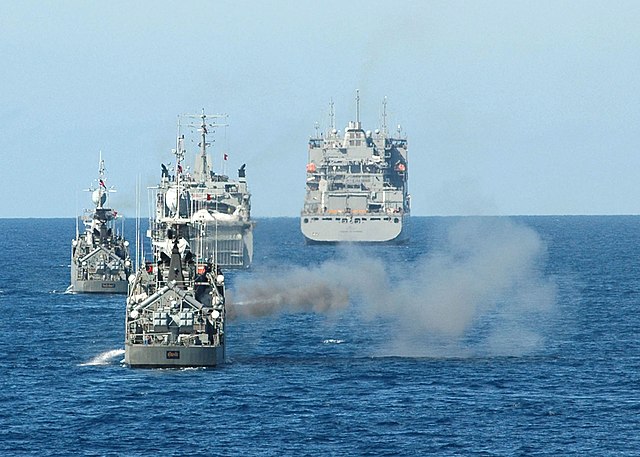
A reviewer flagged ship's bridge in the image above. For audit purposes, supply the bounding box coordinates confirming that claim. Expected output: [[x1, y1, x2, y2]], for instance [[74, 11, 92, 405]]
[[344, 121, 364, 146]]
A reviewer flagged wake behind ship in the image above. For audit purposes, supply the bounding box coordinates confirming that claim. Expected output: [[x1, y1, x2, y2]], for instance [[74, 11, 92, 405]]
[[301, 94, 409, 243]]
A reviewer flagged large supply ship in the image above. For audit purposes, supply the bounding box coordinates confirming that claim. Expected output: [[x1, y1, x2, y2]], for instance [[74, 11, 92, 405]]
[[301, 94, 409, 243], [124, 123, 227, 368], [69, 156, 131, 293], [152, 111, 254, 268]]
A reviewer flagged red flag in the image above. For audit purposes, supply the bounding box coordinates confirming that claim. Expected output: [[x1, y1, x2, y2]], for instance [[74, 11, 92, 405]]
[[99, 179, 106, 188], [223, 153, 228, 161], [177, 164, 183, 173]]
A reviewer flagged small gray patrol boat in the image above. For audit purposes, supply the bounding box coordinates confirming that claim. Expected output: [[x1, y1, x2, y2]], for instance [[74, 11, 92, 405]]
[[124, 125, 226, 368], [69, 156, 131, 293], [301, 93, 410, 243]]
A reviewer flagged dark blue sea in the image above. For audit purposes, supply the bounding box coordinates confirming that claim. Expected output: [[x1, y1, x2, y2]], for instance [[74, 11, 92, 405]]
[[1, 216, 639, 456]]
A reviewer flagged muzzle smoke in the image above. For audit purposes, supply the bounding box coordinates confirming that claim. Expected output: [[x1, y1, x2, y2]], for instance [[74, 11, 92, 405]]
[[230, 218, 556, 357]]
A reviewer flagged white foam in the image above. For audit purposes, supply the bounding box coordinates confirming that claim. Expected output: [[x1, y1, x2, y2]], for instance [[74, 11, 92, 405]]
[[80, 349, 125, 366]]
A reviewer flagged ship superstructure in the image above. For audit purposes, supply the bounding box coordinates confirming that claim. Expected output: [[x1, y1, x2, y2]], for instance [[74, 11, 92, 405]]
[[69, 156, 131, 293], [150, 111, 254, 268], [301, 94, 409, 242]]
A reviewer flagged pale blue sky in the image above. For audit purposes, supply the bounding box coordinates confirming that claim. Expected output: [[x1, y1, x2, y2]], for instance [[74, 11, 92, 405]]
[[2, 0, 640, 217]]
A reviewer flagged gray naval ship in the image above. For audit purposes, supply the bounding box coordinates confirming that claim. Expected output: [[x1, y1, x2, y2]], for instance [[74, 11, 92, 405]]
[[69, 157, 131, 293], [151, 111, 255, 268], [125, 141, 226, 368], [301, 94, 409, 243]]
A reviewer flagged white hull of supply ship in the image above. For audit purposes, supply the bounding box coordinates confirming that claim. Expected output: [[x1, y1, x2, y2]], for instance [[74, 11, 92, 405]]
[[301, 213, 407, 243]]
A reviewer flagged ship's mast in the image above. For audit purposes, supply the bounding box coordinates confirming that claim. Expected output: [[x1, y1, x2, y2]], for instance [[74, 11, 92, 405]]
[[381, 96, 388, 135], [98, 152, 105, 181], [329, 98, 335, 132], [198, 111, 210, 179], [89, 152, 114, 211], [97, 152, 106, 209], [183, 109, 228, 183], [355, 90, 364, 132], [176, 118, 187, 165], [172, 119, 186, 222]]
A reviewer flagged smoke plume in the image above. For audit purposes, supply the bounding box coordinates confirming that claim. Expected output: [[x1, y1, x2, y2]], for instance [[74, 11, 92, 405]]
[[230, 218, 556, 357]]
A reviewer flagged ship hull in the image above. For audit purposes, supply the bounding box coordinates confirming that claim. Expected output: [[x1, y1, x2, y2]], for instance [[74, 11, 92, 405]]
[[124, 343, 224, 368], [301, 213, 407, 243], [70, 278, 128, 294], [70, 262, 128, 293], [152, 220, 254, 269], [202, 222, 253, 269]]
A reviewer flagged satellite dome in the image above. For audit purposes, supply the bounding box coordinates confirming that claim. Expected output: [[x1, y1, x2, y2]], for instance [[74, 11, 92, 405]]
[[92, 189, 106, 207], [165, 187, 178, 212]]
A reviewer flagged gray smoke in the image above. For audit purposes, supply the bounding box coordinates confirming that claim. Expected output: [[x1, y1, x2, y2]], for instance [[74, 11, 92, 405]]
[[372, 218, 556, 357], [230, 218, 556, 357], [229, 261, 359, 317]]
